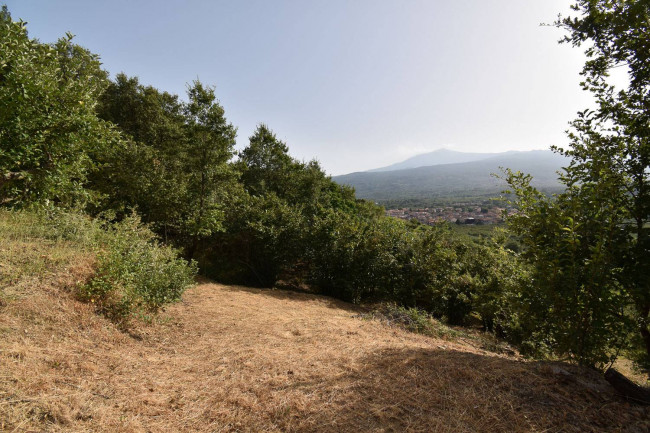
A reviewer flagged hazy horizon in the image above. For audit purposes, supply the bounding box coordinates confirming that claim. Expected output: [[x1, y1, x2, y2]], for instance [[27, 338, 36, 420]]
[[6, 0, 596, 175], [350, 147, 556, 174]]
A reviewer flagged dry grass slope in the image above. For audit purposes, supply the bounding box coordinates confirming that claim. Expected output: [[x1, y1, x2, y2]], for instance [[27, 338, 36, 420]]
[[1, 231, 649, 432]]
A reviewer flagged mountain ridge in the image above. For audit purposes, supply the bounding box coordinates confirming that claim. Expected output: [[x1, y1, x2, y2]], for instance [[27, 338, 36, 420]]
[[334, 149, 568, 202], [368, 148, 509, 172]]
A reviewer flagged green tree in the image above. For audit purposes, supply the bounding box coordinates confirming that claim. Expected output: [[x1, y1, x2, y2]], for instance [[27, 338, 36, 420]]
[[558, 0, 650, 370], [238, 124, 294, 197], [95, 76, 238, 256], [505, 170, 630, 364], [209, 124, 361, 287], [182, 81, 237, 257], [506, 0, 650, 368], [94, 74, 189, 239], [0, 7, 119, 207], [238, 124, 357, 212]]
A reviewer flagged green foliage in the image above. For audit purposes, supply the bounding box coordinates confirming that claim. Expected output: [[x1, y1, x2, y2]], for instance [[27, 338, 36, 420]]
[[308, 207, 526, 329], [557, 0, 650, 372], [182, 81, 237, 255], [94, 75, 238, 257], [93, 73, 189, 232], [0, 207, 196, 324], [505, 169, 631, 365], [364, 303, 437, 336], [501, 0, 650, 369], [81, 213, 197, 323], [200, 124, 361, 287], [238, 124, 294, 197], [238, 124, 358, 214], [216, 192, 307, 287], [0, 7, 119, 207], [307, 207, 394, 303]]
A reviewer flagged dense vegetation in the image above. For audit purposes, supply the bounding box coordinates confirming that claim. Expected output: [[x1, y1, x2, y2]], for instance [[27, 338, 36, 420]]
[[1, 2, 649, 377], [504, 0, 650, 370]]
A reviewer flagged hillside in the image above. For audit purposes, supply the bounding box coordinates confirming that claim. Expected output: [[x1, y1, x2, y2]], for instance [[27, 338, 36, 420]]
[[368, 149, 504, 172], [334, 150, 568, 202], [2, 220, 649, 432]]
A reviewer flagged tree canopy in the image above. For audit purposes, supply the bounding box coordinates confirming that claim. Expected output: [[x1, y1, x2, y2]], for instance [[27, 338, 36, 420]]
[[506, 0, 650, 368], [0, 6, 119, 207]]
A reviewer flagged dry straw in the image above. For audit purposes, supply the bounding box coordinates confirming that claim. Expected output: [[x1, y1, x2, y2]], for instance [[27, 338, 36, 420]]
[[1, 233, 649, 432]]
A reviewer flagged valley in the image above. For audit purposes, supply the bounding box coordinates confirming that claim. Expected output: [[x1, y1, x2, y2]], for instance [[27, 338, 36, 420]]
[[334, 150, 568, 205]]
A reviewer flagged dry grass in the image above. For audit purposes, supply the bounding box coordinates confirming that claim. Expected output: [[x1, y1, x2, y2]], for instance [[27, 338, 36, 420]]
[[2, 236, 650, 431]]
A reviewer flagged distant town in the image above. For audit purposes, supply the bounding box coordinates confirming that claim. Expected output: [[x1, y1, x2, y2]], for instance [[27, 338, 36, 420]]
[[385, 205, 514, 225]]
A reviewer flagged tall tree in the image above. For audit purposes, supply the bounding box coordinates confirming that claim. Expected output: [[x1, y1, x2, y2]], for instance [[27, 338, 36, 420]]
[[207, 124, 359, 286], [0, 6, 119, 207], [506, 0, 650, 369], [183, 81, 237, 257], [238, 124, 294, 197], [238, 124, 357, 212], [94, 73, 188, 237], [95, 76, 237, 254], [558, 0, 650, 369]]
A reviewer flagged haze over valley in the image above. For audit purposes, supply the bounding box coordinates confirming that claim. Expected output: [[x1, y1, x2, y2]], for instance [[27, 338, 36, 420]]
[[334, 148, 568, 204]]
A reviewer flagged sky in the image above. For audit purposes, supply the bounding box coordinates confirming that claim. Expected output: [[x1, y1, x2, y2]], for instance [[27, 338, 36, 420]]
[[5, 0, 596, 175]]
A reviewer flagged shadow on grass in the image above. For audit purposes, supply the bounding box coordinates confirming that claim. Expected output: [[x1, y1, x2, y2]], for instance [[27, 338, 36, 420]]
[[291, 347, 649, 433], [217, 283, 365, 314]]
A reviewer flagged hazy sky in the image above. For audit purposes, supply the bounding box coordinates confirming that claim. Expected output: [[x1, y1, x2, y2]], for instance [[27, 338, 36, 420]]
[[6, 1, 594, 175]]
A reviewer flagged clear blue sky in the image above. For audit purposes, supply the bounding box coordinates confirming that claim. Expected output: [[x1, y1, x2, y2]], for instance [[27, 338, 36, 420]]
[[5, 1, 593, 175]]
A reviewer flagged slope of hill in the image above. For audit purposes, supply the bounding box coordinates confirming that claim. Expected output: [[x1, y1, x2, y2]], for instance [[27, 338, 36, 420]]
[[2, 214, 649, 432], [369, 148, 503, 172], [335, 150, 568, 202]]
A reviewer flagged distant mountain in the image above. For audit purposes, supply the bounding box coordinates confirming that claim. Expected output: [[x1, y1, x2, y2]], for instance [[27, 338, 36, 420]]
[[334, 150, 568, 202], [369, 149, 502, 172]]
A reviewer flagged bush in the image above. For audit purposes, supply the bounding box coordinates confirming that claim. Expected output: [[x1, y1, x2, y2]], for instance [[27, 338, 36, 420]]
[[307, 209, 529, 335], [369, 303, 435, 335], [80, 214, 197, 323], [362, 303, 465, 340], [0, 209, 196, 324], [202, 192, 307, 287]]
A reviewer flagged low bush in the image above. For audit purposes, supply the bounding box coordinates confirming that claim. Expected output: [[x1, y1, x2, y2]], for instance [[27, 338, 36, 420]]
[[362, 303, 465, 340], [1, 209, 197, 324], [368, 303, 435, 335], [80, 213, 197, 323]]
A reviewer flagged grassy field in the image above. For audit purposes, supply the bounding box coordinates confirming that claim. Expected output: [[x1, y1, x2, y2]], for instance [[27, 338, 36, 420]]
[[1, 212, 649, 432]]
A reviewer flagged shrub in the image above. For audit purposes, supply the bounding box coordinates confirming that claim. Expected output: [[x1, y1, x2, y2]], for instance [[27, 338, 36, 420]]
[[307, 209, 528, 334], [81, 213, 197, 323], [369, 303, 435, 335], [362, 303, 464, 340]]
